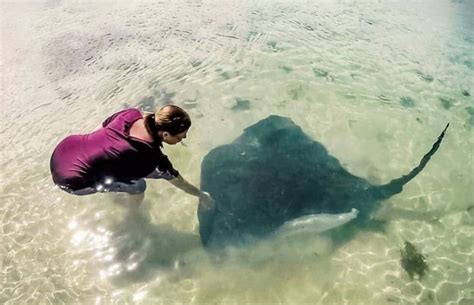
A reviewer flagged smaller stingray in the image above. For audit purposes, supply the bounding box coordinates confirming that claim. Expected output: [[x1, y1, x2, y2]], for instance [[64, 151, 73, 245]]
[[198, 116, 449, 248], [400, 241, 428, 280]]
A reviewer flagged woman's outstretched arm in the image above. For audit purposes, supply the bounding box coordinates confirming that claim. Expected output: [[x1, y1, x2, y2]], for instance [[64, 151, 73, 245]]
[[169, 175, 214, 207]]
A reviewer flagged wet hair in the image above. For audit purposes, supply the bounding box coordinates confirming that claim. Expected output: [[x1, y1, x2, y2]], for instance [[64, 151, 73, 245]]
[[144, 105, 191, 142]]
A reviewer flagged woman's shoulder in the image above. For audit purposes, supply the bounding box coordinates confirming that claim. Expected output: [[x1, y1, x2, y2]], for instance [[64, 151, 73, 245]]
[[121, 107, 143, 117], [123, 108, 144, 119], [103, 108, 143, 127]]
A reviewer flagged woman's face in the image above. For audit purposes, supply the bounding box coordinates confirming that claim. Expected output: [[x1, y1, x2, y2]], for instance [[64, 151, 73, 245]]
[[162, 130, 188, 145]]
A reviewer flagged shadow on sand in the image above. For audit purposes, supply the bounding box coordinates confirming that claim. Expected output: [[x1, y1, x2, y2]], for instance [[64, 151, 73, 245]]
[[104, 200, 201, 285]]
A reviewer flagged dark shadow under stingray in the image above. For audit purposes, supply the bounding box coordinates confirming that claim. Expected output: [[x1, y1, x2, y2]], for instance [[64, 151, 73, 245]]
[[198, 116, 449, 248]]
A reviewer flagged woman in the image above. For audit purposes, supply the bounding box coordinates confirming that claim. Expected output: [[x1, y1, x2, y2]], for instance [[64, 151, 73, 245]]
[[50, 105, 213, 204]]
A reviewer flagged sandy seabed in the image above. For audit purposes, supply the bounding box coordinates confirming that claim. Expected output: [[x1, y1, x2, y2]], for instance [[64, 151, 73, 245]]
[[1, 0, 473, 304]]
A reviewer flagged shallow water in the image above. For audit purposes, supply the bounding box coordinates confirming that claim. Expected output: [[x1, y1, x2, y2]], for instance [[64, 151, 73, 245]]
[[1, 0, 473, 304]]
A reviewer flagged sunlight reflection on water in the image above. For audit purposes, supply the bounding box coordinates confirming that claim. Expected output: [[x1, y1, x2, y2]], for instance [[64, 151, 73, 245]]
[[1, 0, 473, 304]]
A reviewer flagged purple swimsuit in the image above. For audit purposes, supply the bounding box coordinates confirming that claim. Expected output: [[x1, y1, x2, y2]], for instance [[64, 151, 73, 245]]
[[50, 108, 179, 191]]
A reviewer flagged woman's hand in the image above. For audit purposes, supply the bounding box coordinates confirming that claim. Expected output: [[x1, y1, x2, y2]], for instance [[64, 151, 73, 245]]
[[199, 191, 215, 209], [168, 176, 215, 209]]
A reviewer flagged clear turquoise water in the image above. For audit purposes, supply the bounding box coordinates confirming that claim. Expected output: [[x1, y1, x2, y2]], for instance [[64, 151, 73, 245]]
[[1, 0, 473, 304]]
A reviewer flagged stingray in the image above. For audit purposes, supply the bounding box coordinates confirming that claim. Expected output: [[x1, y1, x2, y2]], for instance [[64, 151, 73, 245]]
[[198, 116, 449, 248]]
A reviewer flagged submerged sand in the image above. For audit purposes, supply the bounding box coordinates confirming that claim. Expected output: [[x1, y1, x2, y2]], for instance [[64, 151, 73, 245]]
[[1, 0, 473, 304]]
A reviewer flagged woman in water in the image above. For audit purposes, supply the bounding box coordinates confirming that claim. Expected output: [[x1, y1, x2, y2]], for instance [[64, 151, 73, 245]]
[[50, 105, 213, 205]]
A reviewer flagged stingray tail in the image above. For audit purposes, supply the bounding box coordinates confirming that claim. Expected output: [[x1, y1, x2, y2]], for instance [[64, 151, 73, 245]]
[[373, 123, 449, 200]]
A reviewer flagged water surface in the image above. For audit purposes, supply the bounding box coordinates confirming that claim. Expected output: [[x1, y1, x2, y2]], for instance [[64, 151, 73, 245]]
[[1, 0, 473, 304]]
